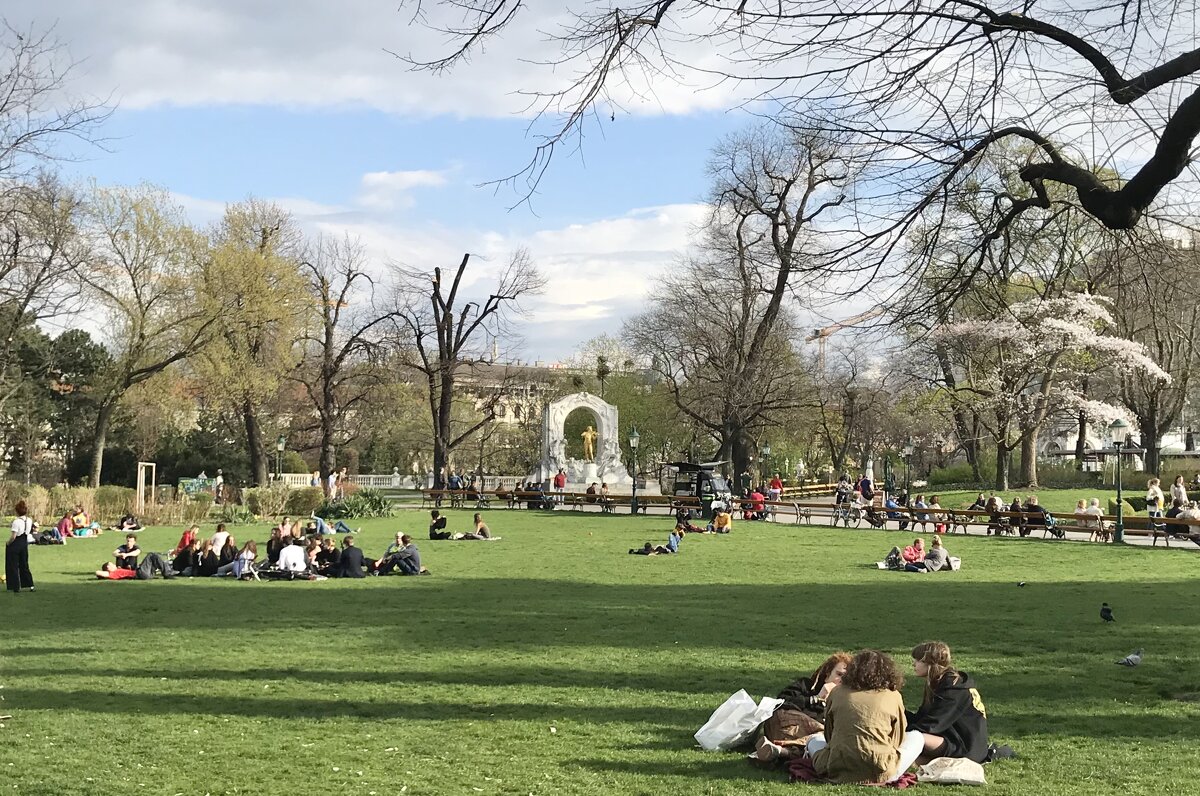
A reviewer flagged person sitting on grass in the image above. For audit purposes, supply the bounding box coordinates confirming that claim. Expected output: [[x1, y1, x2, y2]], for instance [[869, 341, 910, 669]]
[[195, 540, 219, 577], [316, 536, 341, 576], [429, 510, 451, 540], [276, 537, 310, 574], [374, 534, 428, 575], [54, 509, 74, 543], [658, 527, 684, 554], [215, 540, 258, 578], [455, 513, 499, 540], [72, 505, 102, 536], [112, 514, 143, 532], [280, 516, 295, 539], [753, 652, 852, 763], [901, 538, 925, 566], [906, 536, 951, 572], [171, 525, 199, 557], [801, 649, 925, 785], [114, 534, 141, 570], [265, 527, 287, 566], [172, 536, 203, 576], [906, 641, 997, 764], [216, 534, 238, 570], [707, 507, 733, 534], [95, 553, 175, 580], [334, 535, 373, 578]]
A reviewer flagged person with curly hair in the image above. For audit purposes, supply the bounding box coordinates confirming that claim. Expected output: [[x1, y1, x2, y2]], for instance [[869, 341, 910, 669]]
[[804, 649, 925, 784], [906, 641, 993, 763]]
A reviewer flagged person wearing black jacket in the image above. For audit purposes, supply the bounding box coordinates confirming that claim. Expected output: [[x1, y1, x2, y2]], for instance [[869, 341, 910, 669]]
[[752, 652, 852, 762], [428, 510, 451, 540], [906, 641, 989, 763], [316, 536, 341, 576], [333, 536, 373, 578], [1021, 496, 1048, 538]]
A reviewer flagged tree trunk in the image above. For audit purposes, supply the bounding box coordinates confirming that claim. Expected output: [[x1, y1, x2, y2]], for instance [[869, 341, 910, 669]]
[[730, 424, 752, 492], [1074, 410, 1088, 471], [994, 445, 1010, 492], [1139, 418, 1161, 477], [1074, 378, 1089, 471], [1019, 428, 1039, 487], [243, 401, 269, 485], [88, 400, 117, 487]]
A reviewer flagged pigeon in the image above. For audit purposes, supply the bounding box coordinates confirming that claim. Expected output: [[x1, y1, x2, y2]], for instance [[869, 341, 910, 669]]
[[1100, 603, 1114, 622], [1018, 581, 1026, 587], [1115, 649, 1143, 667]]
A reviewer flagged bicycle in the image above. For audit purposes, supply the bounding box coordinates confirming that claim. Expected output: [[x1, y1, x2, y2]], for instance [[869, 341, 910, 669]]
[[830, 501, 862, 528]]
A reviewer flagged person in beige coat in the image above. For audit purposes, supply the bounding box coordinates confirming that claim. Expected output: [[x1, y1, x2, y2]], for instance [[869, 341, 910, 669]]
[[806, 649, 925, 784]]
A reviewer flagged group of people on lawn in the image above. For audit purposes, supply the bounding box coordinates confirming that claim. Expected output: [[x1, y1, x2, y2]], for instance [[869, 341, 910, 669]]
[[754, 642, 1005, 785], [95, 518, 430, 581]]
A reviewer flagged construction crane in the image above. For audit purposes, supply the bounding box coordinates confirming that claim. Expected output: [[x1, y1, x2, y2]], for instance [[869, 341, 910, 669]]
[[806, 307, 885, 370]]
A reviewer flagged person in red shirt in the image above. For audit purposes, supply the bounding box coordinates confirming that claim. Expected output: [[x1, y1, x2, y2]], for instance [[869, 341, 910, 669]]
[[553, 468, 567, 504], [95, 562, 136, 580]]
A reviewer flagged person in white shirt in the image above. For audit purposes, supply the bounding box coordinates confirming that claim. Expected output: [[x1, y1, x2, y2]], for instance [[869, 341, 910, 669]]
[[327, 470, 338, 499], [1171, 475, 1188, 506], [1084, 498, 1109, 542], [214, 469, 225, 504], [276, 538, 309, 573], [6, 499, 36, 593], [1146, 477, 1165, 518], [210, 523, 230, 555]]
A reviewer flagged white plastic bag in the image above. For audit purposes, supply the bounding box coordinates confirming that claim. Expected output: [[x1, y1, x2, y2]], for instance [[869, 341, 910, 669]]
[[694, 689, 785, 751]]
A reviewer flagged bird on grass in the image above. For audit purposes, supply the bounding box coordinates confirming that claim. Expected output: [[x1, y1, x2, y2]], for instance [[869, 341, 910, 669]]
[[1100, 603, 1114, 622], [1116, 649, 1143, 667]]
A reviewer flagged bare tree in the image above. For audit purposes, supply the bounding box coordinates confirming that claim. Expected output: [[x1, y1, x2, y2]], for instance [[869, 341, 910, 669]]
[[295, 236, 395, 494], [0, 21, 109, 190], [402, 1, 1200, 294], [387, 250, 544, 487], [0, 174, 85, 412], [1109, 236, 1200, 475]]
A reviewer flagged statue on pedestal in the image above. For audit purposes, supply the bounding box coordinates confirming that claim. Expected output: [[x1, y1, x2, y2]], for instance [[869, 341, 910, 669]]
[[581, 425, 598, 460]]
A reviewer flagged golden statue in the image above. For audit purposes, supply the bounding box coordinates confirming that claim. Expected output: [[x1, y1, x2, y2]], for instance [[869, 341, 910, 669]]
[[581, 425, 598, 460]]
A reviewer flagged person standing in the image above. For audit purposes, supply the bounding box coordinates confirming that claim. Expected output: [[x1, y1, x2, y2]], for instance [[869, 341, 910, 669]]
[[1171, 475, 1188, 506], [326, 469, 339, 499], [6, 500, 35, 593], [214, 469, 225, 504], [554, 468, 567, 504]]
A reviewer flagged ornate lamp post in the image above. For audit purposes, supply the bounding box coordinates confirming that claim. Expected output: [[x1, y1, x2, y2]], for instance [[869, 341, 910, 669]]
[[761, 441, 771, 484], [628, 425, 641, 514], [275, 435, 286, 482], [1109, 419, 1129, 543]]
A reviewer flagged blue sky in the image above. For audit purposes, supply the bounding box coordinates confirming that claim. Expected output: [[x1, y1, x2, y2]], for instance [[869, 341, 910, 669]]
[[64, 105, 747, 236], [18, 0, 762, 361]]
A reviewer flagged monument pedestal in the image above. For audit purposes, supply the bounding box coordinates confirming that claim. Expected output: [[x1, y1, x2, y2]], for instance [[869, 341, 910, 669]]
[[528, 391, 636, 492]]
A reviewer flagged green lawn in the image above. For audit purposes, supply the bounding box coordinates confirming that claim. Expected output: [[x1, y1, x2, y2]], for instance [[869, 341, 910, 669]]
[[3, 510, 1198, 795], [931, 488, 1110, 513]]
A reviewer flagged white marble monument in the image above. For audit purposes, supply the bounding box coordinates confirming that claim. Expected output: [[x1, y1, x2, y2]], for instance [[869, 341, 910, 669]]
[[529, 392, 636, 491]]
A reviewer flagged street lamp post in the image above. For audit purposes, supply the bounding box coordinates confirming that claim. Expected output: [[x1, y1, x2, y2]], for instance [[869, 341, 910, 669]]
[[761, 441, 771, 485], [902, 437, 915, 494], [1110, 419, 1129, 543], [275, 435, 286, 482], [628, 426, 641, 514]]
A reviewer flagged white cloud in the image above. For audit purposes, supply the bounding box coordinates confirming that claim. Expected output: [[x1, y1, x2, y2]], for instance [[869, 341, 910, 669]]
[[357, 169, 449, 210], [24, 0, 748, 118], [168, 191, 707, 360]]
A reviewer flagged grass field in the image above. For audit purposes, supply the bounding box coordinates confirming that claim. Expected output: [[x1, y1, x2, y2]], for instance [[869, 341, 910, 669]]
[[3, 508, 1199, 795]]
